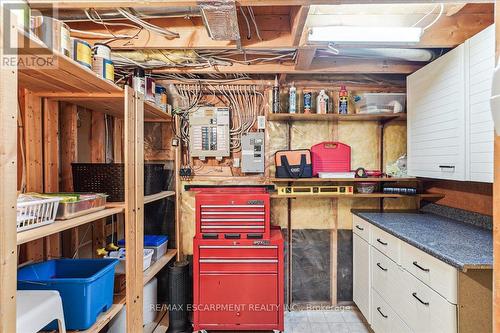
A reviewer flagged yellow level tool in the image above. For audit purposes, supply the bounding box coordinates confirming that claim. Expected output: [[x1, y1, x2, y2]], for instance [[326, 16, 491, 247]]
[[277, 185, 354, 196]]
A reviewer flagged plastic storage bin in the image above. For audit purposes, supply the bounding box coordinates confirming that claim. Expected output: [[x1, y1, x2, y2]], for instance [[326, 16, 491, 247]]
[[17, 259, 118, 330], [17, 194, 61, 232], [106, 248, 154, 274], [118, 235, 169, 262], [354, 93, 406, 114]]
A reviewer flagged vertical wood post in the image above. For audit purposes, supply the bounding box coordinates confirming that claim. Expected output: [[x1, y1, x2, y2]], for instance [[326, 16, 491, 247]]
[[493, 3, 500, 331], [0, 7, 18, 332]]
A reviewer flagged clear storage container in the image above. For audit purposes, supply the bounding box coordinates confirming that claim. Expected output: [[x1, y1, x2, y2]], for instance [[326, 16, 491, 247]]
[[118, 235, 169, 262], [106, 248, 154, 274], [354, 93, 406, 114]]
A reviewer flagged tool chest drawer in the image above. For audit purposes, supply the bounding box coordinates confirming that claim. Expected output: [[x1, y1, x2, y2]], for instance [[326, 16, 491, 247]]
[[198, 273, 279, 326], [199, 258, 278, 273], [199, 245, 278, 259]]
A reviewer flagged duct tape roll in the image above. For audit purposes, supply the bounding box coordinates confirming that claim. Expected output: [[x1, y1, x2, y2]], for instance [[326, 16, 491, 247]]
[[355, 167, 367, 178], [93, 43, 111, 60], [71, 38, 92, 69], [92, 56, 114, 82]]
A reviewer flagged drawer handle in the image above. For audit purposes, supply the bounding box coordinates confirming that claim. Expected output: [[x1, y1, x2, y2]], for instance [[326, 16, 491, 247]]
[[376, 238, 388, 246], [355, 225, 364, 231], [438, 165, 455, 169], [412, 261, 430, 272], [412, 292, 429, 306], [376, 262, 388, 272], [376, 307, 388, 318]]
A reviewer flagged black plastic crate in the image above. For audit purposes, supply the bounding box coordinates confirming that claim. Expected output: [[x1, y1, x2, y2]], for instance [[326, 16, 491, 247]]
[[72, 163, 167, 202]]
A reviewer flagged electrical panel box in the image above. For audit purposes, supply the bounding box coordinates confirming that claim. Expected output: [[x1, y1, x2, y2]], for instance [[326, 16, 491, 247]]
[[241, 132, 265, 173], [189, 107, 230, 160]]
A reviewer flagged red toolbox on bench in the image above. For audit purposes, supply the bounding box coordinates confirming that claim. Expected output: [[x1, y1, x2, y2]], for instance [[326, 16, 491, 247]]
[[193, 228, 285, 332], [311, 141, 351, 176], [194, 187, 271, 240]]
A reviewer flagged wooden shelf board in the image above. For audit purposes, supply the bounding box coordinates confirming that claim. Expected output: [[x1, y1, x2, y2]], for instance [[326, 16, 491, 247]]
[[144, 101, 173, 122], [270, 193, 444, 199], [106, 191, 175, 208], [17, 207, 123, 245], [267, 113, 407, 122], [144, 309, 169, 333], [18, 30, 123, 95], [68, 294, 126, 333], [144, 249, 177, 285], [269, 177, 418, 183]]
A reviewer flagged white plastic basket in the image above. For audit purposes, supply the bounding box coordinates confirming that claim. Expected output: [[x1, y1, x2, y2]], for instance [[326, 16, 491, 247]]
[[106, 248, 154, 274], [16, 195, 61, 232]]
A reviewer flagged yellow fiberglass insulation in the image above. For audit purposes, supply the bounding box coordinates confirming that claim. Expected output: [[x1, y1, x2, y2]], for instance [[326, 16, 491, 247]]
[[112, 49, 198, 65]]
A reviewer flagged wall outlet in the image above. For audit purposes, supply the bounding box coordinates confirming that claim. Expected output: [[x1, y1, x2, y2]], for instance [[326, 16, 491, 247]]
[[233, 157, 241, 168]]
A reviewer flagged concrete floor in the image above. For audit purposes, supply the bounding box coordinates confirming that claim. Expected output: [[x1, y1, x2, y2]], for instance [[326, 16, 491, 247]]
[[285, 309, 371, 333]]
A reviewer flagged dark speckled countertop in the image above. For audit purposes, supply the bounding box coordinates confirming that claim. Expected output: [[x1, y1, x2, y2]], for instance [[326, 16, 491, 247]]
[[352, 210, 493, 271]]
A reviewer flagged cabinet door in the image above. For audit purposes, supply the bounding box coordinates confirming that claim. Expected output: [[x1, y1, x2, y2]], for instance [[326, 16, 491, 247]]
[[466, 25, 495, 183], [407, 45, 466, 180], [353, 233, 370, 323]]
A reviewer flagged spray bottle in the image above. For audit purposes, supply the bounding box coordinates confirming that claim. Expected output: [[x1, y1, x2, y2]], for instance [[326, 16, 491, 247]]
[[289, 82, 297, 114], [338, 85, 349, 114], [316, 89, 329, 114], [272, 75, 280, 113]]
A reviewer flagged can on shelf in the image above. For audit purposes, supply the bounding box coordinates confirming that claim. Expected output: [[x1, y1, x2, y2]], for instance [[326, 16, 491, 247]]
[[71, 37, 92, 69], [93, 43, 111, 60], [155, 85, 168, 112], [92, 56, 114, 82], [303, 91, 312, 113], [32, 16, 71, 57]]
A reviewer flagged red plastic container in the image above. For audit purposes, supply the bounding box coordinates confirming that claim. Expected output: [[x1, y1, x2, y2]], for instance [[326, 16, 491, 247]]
[[311, 142, 351, 176], [193, 228, 285, 332]]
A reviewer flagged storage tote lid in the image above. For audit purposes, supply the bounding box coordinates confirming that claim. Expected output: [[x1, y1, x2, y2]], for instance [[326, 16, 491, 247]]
[[118, 234, 168, 247]]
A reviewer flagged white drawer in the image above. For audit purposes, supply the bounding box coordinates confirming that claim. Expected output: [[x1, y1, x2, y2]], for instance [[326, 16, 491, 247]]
[[371, 288, 412, 333], [400, 241, 458, 304], [352, 215, 370, 241], [370, 225, 401, 264], [397, 269, 457, 333]]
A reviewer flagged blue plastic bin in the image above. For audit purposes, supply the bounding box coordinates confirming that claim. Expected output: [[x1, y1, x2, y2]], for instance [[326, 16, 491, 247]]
[[17, 259, 118, 330]]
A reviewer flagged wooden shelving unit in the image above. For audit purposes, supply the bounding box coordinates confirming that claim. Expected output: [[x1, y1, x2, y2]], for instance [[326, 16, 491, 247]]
[[106, 191, 176, 208], [1, 27, 179, 333], [270, 193, 445, 199], [269, 177, 417, 183], [144, 249, 178, 285], [267, 113, 407, 122], [17, 207, 124, 245]]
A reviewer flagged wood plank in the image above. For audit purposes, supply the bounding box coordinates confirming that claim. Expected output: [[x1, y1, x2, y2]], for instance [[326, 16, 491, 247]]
[[174, 116, 182, 261], [270, 177, 417, 182], [143, 249, 177, 285], [23, 89, 44, 262], [17, 207, 124, 245], [106, 191, 176, 208], [270, 193, 444, 199], [267, 113, 407, 122], [143, 309, 169, 333], [0, 9, 18, 331], [153, 60, 421, 74], [290, 5, 310, 46], [124, 86, 144, 331], [457, 270, 493, 333], [43, 99, 60, 259], [295, 48, 316, 70]]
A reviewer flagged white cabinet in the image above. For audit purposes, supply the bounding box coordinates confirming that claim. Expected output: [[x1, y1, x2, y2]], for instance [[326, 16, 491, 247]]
[[353, 233, 370, 323], [407, 25, 495, 182], [407, 44, 466, 180], [465, 25, 495, 183]]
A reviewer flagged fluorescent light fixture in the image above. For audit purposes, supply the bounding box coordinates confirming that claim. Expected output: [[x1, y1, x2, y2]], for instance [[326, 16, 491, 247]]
[[309, 26, 422, 44]]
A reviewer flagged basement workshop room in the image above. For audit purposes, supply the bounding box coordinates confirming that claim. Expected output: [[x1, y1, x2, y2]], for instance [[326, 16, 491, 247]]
[[2, 1, 500, 333]]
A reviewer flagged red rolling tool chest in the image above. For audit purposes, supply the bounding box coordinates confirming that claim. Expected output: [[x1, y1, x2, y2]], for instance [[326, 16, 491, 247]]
[[194, 187, 271, 240], [193, 228, 284, 332], [191, 186, 284, 332]]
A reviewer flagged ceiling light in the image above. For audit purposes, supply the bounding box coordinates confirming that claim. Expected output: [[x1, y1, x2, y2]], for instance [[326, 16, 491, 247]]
[[308, 26, 422, 44]]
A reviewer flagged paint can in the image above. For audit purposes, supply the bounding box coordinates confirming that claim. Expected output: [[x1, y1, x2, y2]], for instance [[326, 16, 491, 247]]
[[155, 85, 168, 112], [93, 43, 111, 60], [92, 56, 115, 82], [32, 16, 71, 57], [71, 37, 92, 69], [145, 76, 156, 102], [132, 68, 145, 94]]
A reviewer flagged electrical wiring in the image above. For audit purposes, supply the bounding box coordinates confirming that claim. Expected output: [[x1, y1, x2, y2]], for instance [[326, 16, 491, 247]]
[[423, 3, 444, 31], [117, 8, 180, 39], [239, 7, 252, 39], [247, 7, 262, 41]]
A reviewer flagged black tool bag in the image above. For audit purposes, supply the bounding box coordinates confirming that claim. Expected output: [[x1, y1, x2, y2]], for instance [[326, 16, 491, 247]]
[[275, 149, 313, 178]]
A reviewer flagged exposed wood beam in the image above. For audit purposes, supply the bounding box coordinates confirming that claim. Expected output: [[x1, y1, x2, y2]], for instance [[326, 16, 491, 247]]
[[153, 59, 422, 74], [446, 4, 467, 16], [28, 0, 495, 9], [295, 48, 316, 70], [290, 5, 310, 47]]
